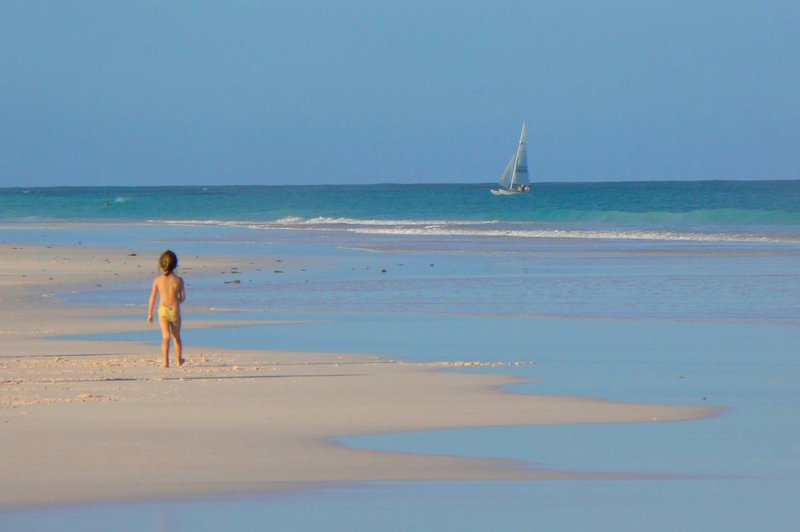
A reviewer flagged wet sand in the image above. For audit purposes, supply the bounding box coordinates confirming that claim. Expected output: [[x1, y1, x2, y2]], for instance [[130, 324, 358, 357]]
[[0, 242, 719, 508]]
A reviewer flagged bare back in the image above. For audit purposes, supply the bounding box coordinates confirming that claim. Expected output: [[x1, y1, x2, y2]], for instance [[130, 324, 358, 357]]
[[153, 273, 185, 308]]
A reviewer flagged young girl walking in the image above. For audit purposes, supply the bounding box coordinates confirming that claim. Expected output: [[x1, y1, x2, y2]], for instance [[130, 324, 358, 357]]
[[147, 250, 186, 367]]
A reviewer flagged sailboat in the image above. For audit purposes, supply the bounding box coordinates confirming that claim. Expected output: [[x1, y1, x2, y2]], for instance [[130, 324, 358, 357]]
[[490, 122, 531, 195]]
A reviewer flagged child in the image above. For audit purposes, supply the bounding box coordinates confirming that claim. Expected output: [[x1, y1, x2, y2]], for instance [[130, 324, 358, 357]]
[[147, 250, 186, 368]]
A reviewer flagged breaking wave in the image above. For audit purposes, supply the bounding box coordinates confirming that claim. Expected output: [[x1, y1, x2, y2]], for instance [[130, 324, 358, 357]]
[[152, 216, 800, 244]]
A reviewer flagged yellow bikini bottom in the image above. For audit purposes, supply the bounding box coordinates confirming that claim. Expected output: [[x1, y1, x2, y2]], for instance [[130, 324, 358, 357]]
[[158, 305, 180, 325]]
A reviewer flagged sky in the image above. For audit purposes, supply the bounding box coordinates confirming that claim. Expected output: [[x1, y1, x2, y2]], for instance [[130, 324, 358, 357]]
[[0, 0, 798, 187]]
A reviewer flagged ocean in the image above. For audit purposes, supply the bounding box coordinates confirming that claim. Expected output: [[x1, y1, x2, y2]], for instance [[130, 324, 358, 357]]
[[2, 180, 799, 531], [2, 181, 800, 242]]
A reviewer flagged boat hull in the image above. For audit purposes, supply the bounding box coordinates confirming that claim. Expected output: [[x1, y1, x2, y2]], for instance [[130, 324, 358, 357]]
[[490, 188, 529, 195]]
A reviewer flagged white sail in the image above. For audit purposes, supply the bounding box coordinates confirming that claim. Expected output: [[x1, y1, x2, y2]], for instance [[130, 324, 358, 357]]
[[498, 153, 515, 189], [511, 122, 529, 187], [492, 122, 530, 194]]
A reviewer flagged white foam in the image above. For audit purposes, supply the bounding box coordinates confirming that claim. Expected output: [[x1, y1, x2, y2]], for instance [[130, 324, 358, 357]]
[[346, 226, 800, 244], [148, 218, 800, 244], [274, 216, 499, 227], [275, 216, 305, 224]]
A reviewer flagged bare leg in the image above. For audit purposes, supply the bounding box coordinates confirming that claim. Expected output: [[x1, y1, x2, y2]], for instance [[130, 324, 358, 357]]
[[159, 317, 171, 368], [171, 319, 183, 366]]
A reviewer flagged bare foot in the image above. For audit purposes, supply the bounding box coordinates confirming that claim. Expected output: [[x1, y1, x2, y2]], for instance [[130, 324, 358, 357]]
[[177, 358, 184, 367]]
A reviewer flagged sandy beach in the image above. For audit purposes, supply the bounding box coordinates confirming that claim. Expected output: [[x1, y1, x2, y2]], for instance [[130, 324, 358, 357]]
[[0, 241, 720, 509]]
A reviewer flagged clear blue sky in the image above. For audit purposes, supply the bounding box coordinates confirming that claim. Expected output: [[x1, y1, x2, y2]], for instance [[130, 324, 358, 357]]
[[1, 0, 797, 186]]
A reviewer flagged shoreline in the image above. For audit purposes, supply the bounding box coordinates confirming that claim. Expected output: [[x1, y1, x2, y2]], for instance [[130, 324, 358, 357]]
[[0, 241, 720, 509]]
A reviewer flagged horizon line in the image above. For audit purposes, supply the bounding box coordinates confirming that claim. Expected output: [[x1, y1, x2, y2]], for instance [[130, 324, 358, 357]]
[[2, 178, 799, 190]]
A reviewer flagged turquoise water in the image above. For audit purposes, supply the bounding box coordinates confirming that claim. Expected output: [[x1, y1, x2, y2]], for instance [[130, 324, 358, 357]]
[[2, 182, 800, 241], [2, 183, 800, 530]]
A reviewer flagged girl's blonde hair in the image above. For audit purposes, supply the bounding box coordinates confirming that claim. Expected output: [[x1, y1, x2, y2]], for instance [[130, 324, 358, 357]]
[[159, 250, 178, 275]]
